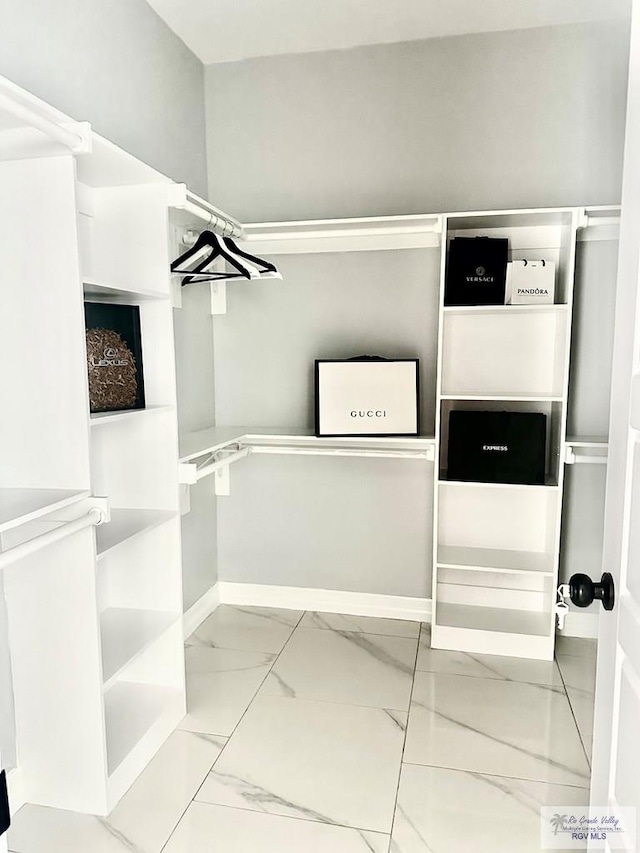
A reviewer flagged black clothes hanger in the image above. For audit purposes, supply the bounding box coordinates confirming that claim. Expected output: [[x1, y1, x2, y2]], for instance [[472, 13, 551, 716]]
[[171, 230, 255, 286]]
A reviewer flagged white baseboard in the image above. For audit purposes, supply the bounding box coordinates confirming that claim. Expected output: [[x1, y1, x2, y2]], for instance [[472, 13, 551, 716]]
[[217, 582, 431, 622], [182, 583, 220, 638], [560, 610, 599, 639], [184, 580, 595, 640], [7, 766, 26, 815]]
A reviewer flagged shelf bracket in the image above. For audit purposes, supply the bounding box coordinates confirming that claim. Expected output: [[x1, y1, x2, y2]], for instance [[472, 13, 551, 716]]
[[211, 281, 227, 315], [179, 445, 251, 505]]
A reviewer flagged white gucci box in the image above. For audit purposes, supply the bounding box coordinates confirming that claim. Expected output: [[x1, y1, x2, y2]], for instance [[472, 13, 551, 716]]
[[506, 259, 556, 304], [315, 358, 420, 437]]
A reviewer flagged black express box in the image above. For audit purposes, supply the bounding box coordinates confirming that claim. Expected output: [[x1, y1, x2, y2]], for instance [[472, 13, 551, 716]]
[[447, 410, 547, 485], [445, 236, 509, 306], [315, 356, 419, 437], [85, 302, 146, 414]]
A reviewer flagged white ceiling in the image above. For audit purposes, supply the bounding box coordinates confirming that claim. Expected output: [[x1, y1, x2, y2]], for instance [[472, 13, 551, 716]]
[[146, 0, 630, 64]]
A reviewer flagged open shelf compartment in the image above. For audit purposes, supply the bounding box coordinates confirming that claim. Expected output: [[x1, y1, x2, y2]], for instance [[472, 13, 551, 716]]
[[95, 508, 176, 557], [434, 602, 551, 636], [100, 607, 180, 687], [104, 620, 185, 805], [104, 681, 180, 776], [445, 207, 575, 306], [437, 545, 554, 576], [440, 308, 569, 399], [438, 399, 564, 487]]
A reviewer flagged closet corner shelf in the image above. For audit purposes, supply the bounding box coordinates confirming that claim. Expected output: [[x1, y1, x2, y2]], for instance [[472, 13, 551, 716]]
[[95, 508, 177, 558], [0, 487, 91, 533], [83, 278, 169, 302], [179, 425, 437, 464], [90, 406, 174, 427], [100, 607, 180, 689]]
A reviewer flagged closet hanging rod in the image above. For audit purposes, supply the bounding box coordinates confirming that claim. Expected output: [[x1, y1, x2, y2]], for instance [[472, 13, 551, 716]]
[[181, 201, 243, 239], [0, 91, 89, 154], [248, 446, 434, 461], [169, 185, 244, 240], [0, 508, 106, 571]]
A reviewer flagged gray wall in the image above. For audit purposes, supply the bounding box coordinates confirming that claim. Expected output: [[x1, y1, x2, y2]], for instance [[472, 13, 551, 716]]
[[561, 238, 619, 586], [205, 21, 629, 221], [173, 284, 219, 611], [213, 248, 438, 596], [206, 22, 627, 600], [0, 0, 207, 194], [218, 455, 433, 598], [213, 250, 440, 431]]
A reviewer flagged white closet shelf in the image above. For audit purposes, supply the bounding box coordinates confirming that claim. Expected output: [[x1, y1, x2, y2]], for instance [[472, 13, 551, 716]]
[[442, 304, 569, 315], [83, 278, 169, 302], [242, 213, 443, 254], [100, 607, 180, 687], [90, 406, 174, 427], [439, 475, 559, 489], [566, 435, 609, 448], [447, 207, 574, 232], [104, 681, 182, 776], [179, 425, 436, 464], [440, 393, 564, 402], [435, 602, 551, 637], [95, 508, 177, 558], [179, 425, 306, 461], [77, 133, 172, 189], [564, 436, 609, 465], [0, 488, 91, 533], [437, 545, 554, 576], [168, 185, 243, 238]]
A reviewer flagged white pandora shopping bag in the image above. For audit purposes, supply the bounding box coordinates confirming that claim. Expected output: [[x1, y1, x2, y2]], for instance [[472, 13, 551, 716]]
[[315, 358, 419, 437], [507, 259, 556, 304]]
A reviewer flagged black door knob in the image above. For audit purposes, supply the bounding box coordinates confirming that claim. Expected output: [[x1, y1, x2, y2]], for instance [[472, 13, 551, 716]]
[[569, 572, 615, 611]]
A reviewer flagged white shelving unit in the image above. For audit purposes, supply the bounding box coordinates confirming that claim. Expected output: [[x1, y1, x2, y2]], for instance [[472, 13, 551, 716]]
[[431, 208, 579, 660], [192, 205, 615, 661], [0, 78, 185, 816], [0, 74, 621, 829]]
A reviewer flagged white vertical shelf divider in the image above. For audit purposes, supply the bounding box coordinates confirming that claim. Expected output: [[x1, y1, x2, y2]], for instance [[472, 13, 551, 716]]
[[431, 209, 579, 660]]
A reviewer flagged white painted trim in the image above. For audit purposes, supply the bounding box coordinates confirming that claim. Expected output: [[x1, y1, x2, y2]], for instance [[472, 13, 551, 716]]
[[560, 609, 599, 639], [187, 580, 594, 640], [7, 766, 26, 815], [215, 580, 596, 640], [217, 582, 431, 622], [182, 583, 220, 638]]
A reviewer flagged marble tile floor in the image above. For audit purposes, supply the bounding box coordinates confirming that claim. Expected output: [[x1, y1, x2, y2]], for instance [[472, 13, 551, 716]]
[[8, 607, 597, 853]]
